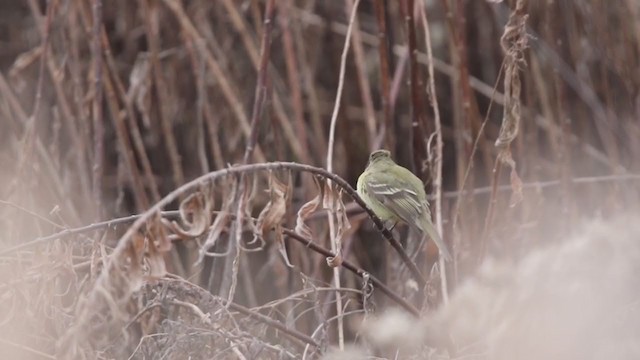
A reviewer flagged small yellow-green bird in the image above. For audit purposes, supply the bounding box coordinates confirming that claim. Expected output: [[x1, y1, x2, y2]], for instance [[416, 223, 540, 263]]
[[357, 149, 452, 261]]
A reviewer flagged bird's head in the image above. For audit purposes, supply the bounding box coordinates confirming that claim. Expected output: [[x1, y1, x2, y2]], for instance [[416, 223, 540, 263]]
[[368, 149, 392, 165]]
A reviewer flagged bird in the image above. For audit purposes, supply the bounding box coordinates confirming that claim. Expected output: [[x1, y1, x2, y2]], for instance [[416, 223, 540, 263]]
[[356, 149, 452, 261]]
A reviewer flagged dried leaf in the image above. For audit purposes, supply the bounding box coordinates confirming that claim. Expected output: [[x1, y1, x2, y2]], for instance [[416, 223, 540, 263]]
[[326, 253, 343, 267], [498, 149, 524, 207], [127, 233, 146, 285], [254, 172, 291, 265], [495, 1, 528, 149], [128, 54, 152, 128], [9, 47, 43, 80], [295, 176, 325, 239], [325, 186, 351, 267], [256, 173, 288, 239], [509, 165, 524, 207], [166, 191, 212, 239], [275, 229, 293, 268], [145, 215, 170, 278], [198, 180, 235, 263]]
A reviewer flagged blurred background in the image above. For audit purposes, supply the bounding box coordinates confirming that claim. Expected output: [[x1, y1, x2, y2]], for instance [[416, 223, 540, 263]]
[[0, 0, 639, 358]]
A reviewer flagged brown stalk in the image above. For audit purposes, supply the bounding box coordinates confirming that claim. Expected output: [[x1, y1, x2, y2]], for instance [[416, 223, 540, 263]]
[[400, 0, 430, 175], [91, 0, 105, 218], [69, 0, 153, 212], [100, 29, 161, 203], [373, 0, 394, 150], [102, 63, 151, 211], [182, 35, 225, 170], [221, 0, 276, 303], [222, 0, 309, 164], [161, 0, 266, 163], [0, 73, 81, 224], [9, 0, 55, 200], [445, 0, 492, 181], [186, 38, 210, 174], [142, 0, 185, 190], [67, 1, 91, 190], [243, 0, 276, 164], [418, 2, 449, 303], [479, 0, 528, 262], [279, 0, 308, 159], [290, 6, 507, 105], [344, 0, 378, 149], [22, 0, 93, 211], [292, 18, 327, 161]]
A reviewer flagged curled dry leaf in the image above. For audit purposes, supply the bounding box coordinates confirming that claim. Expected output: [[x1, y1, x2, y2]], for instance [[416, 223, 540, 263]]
[[256, 173, 288, 238], [128, 53, 152, 128], [495, 1, 528, 150], [198, 180, 236, 263], [256, 172, 292, 267], [325, 186, 351, 268], [243, 175, 263, 248], [294, 176, 325, 239], [498, 149, 524, 207], [145, 214, 171, 278], [128, 232, 147, 290], [326, 253, 343, 267], [165, 190, 213, 239]]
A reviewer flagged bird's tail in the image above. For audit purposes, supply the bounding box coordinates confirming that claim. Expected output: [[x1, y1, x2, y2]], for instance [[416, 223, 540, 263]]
[[418, 218, 452, 261]]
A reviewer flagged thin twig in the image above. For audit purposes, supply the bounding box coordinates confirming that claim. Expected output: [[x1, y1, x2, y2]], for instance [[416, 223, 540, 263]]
[[418, 2, 448, 304], [222, 0, 276, 304], [243, 0, 276, 164], [344, 0, 377, 149], [326, 0, 362, 349], [161, 277, 320, 349], [278, 0, 308, 159], [326, 0, 361, 173], [283, 229, 420, 317]]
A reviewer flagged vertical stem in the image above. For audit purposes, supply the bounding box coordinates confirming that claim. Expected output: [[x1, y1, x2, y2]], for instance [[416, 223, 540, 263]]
[[401, 0, 430, 175], [373, 0, 394, 150], [145, 0, 185, 190], [418, 2, 449, 304], [92, 0, 104, 219], [222, 0, 276, 303], [344, 0, 377, 149], [279, 0, 308, 159], [326, 0, 362, 349], [243, 0, 276, 164], [11, 0, 56, 200]]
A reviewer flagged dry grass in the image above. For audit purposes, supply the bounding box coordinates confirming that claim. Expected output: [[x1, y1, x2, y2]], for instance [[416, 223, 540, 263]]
[[1, 0, 639, 359]]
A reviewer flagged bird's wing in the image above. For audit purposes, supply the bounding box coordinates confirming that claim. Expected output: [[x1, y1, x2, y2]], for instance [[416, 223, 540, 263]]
[[364, 170, 452, 260], [363, 171, 426, 226]]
